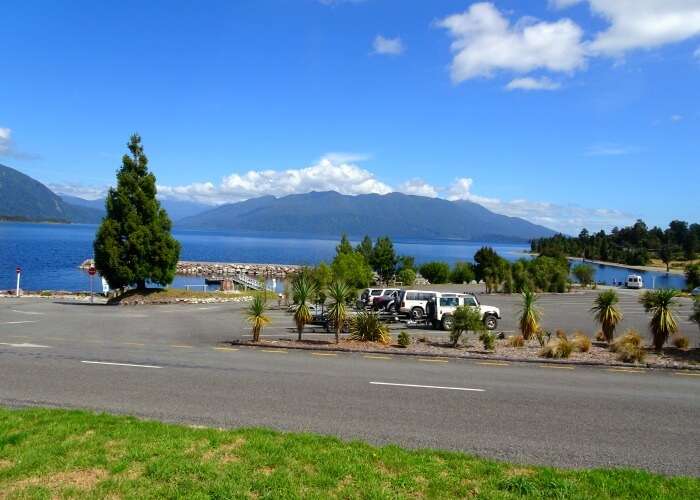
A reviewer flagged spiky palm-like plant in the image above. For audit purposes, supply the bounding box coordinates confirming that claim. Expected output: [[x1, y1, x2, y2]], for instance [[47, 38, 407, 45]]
[[350, 311, 390, 344], [640, 289, 680, 351], [327, 279, 352, 344], [518, 290, 540, 340], [590, 289, 623, 343], [292, 275, 316, 341], [247, 293, 270, 342]]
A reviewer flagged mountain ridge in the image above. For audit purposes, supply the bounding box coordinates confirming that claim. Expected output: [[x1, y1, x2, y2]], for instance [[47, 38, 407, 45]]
[[178, 191, 556, 242], [0, 164, 103, 223]]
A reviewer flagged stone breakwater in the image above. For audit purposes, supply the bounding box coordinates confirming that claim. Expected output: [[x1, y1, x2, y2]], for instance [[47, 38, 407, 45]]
[[176, 261, 301, 278], [80, 260, 302, 277]]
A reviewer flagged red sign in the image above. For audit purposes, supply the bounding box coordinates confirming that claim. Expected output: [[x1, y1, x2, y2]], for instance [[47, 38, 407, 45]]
[[16, 266, 21, 274], [88, 266, 97, 276]]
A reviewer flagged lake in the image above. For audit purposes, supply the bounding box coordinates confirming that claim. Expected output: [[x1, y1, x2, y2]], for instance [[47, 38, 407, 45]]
[[0, 222, 686, 292]]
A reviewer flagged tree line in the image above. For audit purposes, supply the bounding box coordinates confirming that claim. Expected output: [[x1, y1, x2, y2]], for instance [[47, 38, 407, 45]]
[[531, 219, 700, 270]]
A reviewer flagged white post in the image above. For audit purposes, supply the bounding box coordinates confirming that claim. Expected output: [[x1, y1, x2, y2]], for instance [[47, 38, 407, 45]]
[[90, 275, 94, 303], [16, 271, 20, 297]]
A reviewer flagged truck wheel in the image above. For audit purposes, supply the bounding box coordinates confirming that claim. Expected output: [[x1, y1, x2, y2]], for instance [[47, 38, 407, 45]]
[[441, 315, 454, 331], [484, 315, 498, 331], [410, 307, 424, 320]]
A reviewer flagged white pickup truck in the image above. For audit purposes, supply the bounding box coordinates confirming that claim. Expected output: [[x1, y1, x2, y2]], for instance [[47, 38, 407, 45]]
[[431, 293, 500, 331]]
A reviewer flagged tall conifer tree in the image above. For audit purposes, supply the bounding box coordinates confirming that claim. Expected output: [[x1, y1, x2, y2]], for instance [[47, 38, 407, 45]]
[[94, 134, 180, 289]]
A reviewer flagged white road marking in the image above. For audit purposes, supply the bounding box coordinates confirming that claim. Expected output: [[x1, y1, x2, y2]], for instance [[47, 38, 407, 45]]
[[370, 382, 484, 392], [10, 309, 44, 315], [81, 361, 162, 369], [2, 320, 38, 325], [0, 342, 50, 348]]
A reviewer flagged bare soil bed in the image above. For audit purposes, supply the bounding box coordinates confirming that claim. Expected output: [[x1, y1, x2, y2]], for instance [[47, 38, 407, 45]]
[[231, 335, 700, 370]]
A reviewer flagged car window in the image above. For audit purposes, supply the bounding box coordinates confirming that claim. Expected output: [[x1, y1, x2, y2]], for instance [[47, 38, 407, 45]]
[[464, 297, 477, 307], [440, 297, 458, 307], [371, 290, 382, 296], [383, 290, 394, 295], [406, 292, 418, 301]]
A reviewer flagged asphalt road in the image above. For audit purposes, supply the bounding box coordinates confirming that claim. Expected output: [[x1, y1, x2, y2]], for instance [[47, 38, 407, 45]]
[[0, 296, 699, 477]]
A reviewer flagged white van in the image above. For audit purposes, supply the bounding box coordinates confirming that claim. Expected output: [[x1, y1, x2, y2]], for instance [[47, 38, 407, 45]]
[[433, 293, 501, 331], [398, 290, 438, 319], [625, 274, 644, 289]]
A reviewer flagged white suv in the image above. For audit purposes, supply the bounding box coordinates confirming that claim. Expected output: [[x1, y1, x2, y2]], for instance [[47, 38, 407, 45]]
[[432, 293, 500, 331], [398, 290, 438, 319]]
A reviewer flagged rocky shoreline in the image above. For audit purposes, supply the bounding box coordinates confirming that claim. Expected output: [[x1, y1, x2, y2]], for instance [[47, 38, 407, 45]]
[[80, 259, 301, 277], [176, 261, 300, 277]]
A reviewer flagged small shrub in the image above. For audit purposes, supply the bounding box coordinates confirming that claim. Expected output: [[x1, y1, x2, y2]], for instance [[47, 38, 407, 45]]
[[610, 329, 642, 353], [507, 335, 525, 348], [479, 331, 496, 351], [616, 343, 646, 364], [572, 332, 591, 353], [671, 334, 689, 349], [555, 329, 568, 340], [540, 338, 574, 359], [610, 329, 646, 363], [417, 336, 427, 343], [349, 311, 390, 344], [535, 329, 551, 348], [397, 331, 411, 348], [595, 330, 606, 342]]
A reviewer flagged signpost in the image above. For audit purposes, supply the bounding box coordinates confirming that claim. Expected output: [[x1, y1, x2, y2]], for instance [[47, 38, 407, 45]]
[[88, 266, 96, 303], [15, 266, 21, 297]]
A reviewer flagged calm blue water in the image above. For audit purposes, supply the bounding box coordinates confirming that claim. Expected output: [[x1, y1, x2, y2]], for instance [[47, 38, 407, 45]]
[[0, 222, 686, 292]]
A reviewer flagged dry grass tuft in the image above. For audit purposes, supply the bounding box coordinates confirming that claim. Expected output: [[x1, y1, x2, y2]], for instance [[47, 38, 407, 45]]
[[555, 329, 568, 340], [611, 330, 646, 363], [671, 334, 690, 350], [540, 337, 574, 359], [507, 335, 525, 348], [610, 330, 642, 353], [572, 332, 591, 353], [595, 330, 606, 342]]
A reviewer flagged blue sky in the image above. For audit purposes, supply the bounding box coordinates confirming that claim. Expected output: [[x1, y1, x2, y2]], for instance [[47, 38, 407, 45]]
[[1, 0, 699, 234]]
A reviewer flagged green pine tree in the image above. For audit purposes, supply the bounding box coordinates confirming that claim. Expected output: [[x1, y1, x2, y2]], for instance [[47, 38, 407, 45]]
[[94, 134, 180, 290]]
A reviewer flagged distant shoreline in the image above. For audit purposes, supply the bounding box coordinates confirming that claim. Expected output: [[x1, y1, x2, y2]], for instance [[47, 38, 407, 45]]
[[524, 250, 685, 276], [567, 257, 685, 276]]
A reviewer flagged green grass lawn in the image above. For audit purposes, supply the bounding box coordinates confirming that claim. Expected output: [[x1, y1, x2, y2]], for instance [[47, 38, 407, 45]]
[[0, 408, 697, 499]]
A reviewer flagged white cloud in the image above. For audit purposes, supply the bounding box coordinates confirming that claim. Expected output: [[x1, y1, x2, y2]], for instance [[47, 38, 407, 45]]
[[505, 76, 561, 91], [372, 35, 404, 55], [50, 183, 108, 200], [480, 199, 634, 234], [585, 0, 700, 55], [441, 176, 631, 233], [0, 128, 11, 157], [436, 2, 586, 82], [157, 154, 392, 205], [397, 179, 438, 198], [585, 143, 636, 156], [695, 46, 700, 58], [549, 0, 584, 8], [0, 127, 38, 160], [671, 114, 684, 122]]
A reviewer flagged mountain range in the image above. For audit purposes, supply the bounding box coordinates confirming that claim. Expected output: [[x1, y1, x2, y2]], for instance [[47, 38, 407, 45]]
[[0, 164, 102, 223], [178, 191, 556, 242], [0, 164, 556, 241]]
